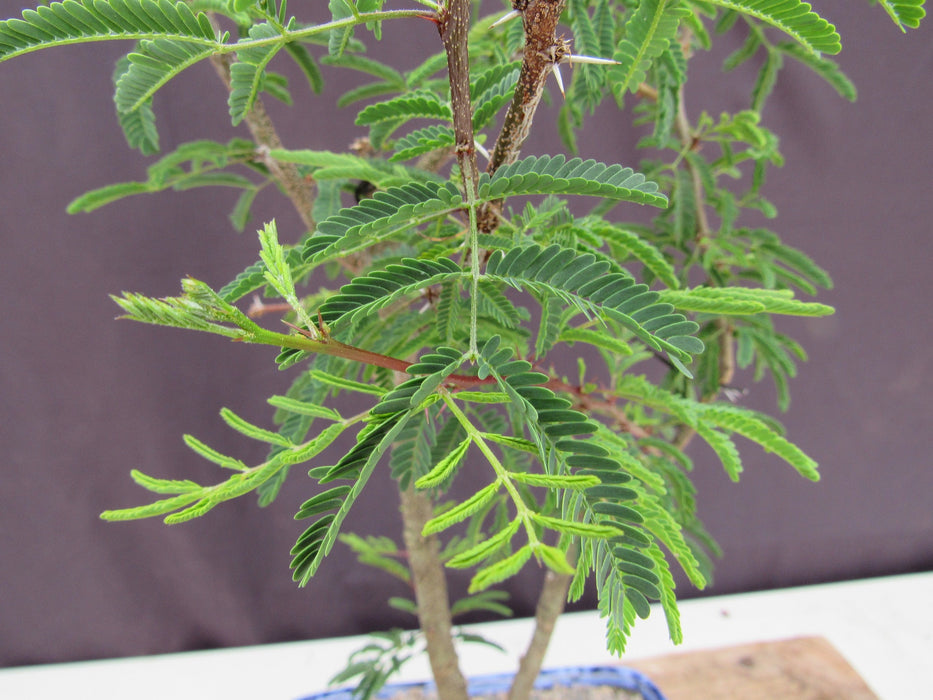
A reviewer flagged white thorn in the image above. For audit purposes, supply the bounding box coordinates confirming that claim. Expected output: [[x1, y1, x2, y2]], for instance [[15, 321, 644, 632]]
[[551, 63, 565, 98], [563, 54, 620, 66], [474, 139, 490, 162], [490, 9, 520, 29]]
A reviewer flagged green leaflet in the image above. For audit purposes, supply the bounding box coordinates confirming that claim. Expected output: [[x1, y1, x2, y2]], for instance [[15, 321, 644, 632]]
[[292, 410, 412, 585], [355, 89, 452, 126], [390, 125, 456, 162], [775, 42, 856, 102], [317, 257, 463, 329], [117, 38, 217, 114], [183, 434, 248, 471], [701, 405, 819, 481], [267, 395, 343, 422], [447, 517, 521, 569], [300, 181, 463, 265], [468, 545, 533, 593], [704, 1, 841, 55], [611, 0, 689, 95], [658, 287, 834, 316], [220, 407, 293, 447], [422, 481, 501, 536], [0, 1, 218, 63], [875, 0, 926, 31], [113, 51, 158, 152], [593, 222, 680, 289], [485, 243, 703, 366], [70, 138, 258, 211], [129, 469, 200, 494], [558, 327, 633, 356], [478, 155, 668, 207], [694, 424, 743, 481], [229, 22, 283, 125], [414, 437, 470, 489], [530, 512, 620, 539]]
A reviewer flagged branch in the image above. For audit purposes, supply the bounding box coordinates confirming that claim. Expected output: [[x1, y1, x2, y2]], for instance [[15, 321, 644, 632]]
[[208, 52, 316, 233], [486, 1, 568, 175], [437, 0, 479, 195], [507, 562, 573, 699], [400, 488, 469, 700]]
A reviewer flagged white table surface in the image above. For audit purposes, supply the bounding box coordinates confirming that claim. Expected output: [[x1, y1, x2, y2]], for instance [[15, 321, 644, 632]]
[[1, 571, 930, 699]]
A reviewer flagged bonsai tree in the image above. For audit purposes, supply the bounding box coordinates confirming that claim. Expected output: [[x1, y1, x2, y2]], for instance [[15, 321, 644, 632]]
[[1, 0, 925, 697]]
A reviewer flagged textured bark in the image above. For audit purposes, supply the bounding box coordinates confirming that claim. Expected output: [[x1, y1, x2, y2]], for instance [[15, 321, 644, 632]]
[[508, 568, 573, 700], [400, 488, 469, 700], [437, 0, 480, 197], [479, 0, 567, 232], [209, 53, 316, 233], [486, 0, 568, 174]]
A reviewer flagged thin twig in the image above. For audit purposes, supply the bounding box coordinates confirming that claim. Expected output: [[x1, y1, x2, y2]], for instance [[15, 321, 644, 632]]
[[208, 52, 316, 233]]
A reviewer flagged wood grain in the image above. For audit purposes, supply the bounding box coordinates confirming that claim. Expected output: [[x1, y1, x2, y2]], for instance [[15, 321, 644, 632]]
[[627, 636, 878, 699]]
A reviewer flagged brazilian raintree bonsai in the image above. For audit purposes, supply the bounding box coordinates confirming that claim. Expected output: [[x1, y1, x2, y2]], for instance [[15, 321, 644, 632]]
[[1, 0, 925, 697]]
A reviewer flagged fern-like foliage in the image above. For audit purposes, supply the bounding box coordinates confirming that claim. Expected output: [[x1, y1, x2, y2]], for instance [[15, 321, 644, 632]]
[[478, 155, 668, 206], [873, 0, 926, 30], [705, 1, 842, 54], [229, 22, 284, 125], [390, 124, 456, 162], [0, 0, 218, 63], [300, 181, 463, 265], [291, 404, 414, 586], [318, 257, 463, 329], [356, 89, 453, 126], [611, 0, 690, 95], [485, 244, 702, 367]]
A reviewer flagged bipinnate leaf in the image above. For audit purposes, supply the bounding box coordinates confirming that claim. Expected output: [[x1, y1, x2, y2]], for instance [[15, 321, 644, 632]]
[[659, 287, 834, 316], [291, 411, 412, 585], [356, 89, 452, 126], [478, 155, 668, 207], [317, 257, 463, 329], [390, 125, 455, 162], [702, 405, 819, 481]]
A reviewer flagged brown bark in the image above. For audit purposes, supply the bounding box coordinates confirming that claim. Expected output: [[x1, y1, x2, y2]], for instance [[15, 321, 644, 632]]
[[400, 488, 469, 700], [209, 53, 316, 233], [508, 567, 574, 700], [479, 0, 567, 233]]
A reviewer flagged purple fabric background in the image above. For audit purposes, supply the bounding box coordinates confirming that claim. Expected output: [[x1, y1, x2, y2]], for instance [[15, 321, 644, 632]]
[[1, 1, 931, 667]]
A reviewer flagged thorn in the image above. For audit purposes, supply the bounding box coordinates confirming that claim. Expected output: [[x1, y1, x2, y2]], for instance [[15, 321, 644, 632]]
[[551, 63, 565, 98], [562, 54, 620, 66], [283, 319, 319, 342], [490, 9, 520, 29], [474, 139, 490, 162]]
